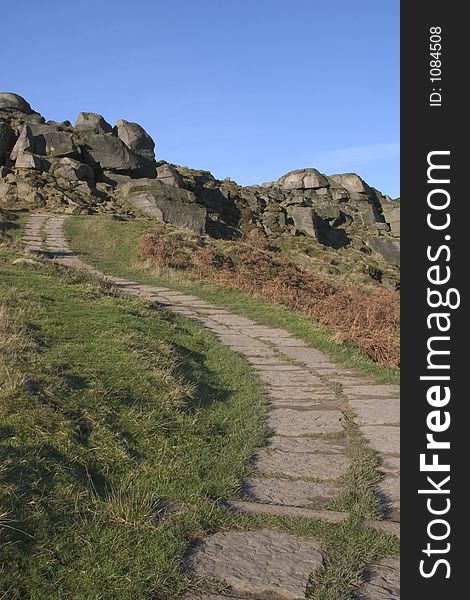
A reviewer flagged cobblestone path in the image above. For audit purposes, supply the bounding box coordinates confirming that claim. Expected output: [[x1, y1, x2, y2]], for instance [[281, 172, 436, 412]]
[[22, 214, 400, 599]]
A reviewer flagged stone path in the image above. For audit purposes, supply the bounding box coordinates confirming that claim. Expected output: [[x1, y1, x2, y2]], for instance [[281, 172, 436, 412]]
[[21, 214, 400, 599]]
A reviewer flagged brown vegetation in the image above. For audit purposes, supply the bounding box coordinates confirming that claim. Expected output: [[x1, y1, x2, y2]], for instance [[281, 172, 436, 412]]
[[139, 231, 400, 367]]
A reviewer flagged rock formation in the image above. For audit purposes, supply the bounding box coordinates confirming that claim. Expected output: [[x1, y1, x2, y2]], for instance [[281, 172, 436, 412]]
[[0, 92, 400, 269]]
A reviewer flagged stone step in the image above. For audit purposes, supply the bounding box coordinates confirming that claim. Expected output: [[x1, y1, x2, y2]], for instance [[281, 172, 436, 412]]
[[242, 476, 339, 506], [268, 407, 346, 436], [350, 398, 400, 426], [227, 500, 348, 524], [360, 426, 400, 455], [252, 447, 350, 480], [185, 529, 324, 600]]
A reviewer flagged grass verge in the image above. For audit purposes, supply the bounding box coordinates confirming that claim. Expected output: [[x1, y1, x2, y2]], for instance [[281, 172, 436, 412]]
[[0, 208, 29, 242], [0, 246, 267, 599], [64, 216, 399, 384]]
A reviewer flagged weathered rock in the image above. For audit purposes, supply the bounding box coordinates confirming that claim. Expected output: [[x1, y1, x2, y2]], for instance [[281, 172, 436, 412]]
[[15, 152, 44, 170], [367, 237, 400, 267], [0, 121, 14, 158], [314, 202, 343, 225], [361, 425, 400, 456], [74, 112, 112, 133], [185, 529, 323, 600], [357, 204, 383, 226], [253, 447, 350, 479], [378, 195, 400, 237], [328, 172, 370, 194], [243, 477, 339, 506], [29, 123, 77, 158], [78, 132, 141, 173], [115, 119, 155, 162], [277, 168, 329, 190], [0, 92, 34, 114], [287, 205, 319, 239], [156, 162, 185, 187], [10, 125, 34, 161], [50, 157, 95, 182], [118, 179, 206, 234]]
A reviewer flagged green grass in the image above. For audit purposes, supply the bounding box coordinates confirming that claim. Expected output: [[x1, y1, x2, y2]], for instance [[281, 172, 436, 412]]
[[0, 246, 268, 599], [0, 208, 29, 242], [0, 244, 398, 600], [64, 216, 399, 384]]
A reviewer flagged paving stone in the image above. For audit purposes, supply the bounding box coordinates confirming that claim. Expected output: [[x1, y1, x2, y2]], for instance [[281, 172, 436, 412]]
[[380, 457, 400, 476], [227, 500, 348, 524], [361, 426, 400, 455], [259, 336, 306, 347], [268, 408, 345, 435], [270, 401, 339, 411], [183, 595, 242, 600], [252, 362, 304, 371], [215, 334, 264, 347], [376, 476, 400, 521], [343, 384, 400, 398], [330, 375, 372, 386], [253, 447, 350, 480], [269, 387, 336, 401], [256, 370, 321, 386], [265, 435, 346, 455], [210, 314, 256, 327], [276, 345, 333, 366], [242, 477, 339, 506], [185, 529, 323, 600], [183, 594, 241, 600], [357, 558, 400, 599], [228, 346, 276, 358], [350, 398, 399, 425]]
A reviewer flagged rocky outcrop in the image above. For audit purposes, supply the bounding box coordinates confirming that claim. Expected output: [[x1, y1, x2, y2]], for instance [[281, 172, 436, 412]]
[[0, 92, 400, 270], [74, 112, 113, 134], [0, 92, 35, 114], [117, 179, 206, 234], [115, 120, 155, 162]]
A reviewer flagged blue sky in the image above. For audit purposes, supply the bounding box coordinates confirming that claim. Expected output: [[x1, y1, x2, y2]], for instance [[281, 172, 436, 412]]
[[3, 0, 399, 196]]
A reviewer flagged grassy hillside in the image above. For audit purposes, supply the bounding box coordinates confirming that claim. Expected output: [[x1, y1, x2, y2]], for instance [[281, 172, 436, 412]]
[[64, 216, 399, 384], [0, 247, 267, 599]]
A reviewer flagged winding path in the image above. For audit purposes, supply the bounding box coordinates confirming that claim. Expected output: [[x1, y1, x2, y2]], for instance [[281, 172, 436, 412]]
[[22, 213, 400, 600]]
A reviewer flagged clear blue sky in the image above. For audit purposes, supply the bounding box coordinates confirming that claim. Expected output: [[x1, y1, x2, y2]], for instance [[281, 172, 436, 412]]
[[3, 0, 399, 197]]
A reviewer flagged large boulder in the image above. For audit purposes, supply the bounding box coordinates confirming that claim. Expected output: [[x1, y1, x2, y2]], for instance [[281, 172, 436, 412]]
[[118, 179, 206, 234], [0, 92, 34, 114], [15, 152, 44, 170], [276, 168, 329, 190], [367, 237, 400, 267], [356, 203, 384, 227], [287, 206, 319, 239], [156, 162, 185, 188], [29, 123, 77, 158], [328, 173, 369, 194], [78, 132, 142, 173], [10, 125, 34, 161], [74, 112, 113, 134], [115, 119, 155, 162], [50, 157, 95, 182]]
